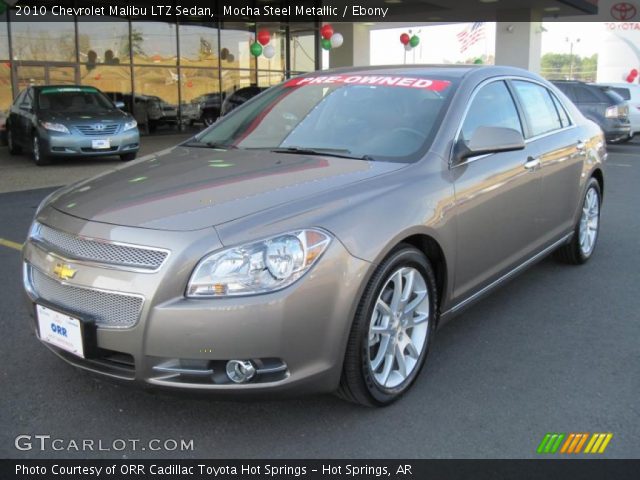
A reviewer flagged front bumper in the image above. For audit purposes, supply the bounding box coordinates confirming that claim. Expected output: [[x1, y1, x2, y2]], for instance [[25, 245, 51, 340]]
[[22, 208, 371, 396], [41, 128, 140, 157]]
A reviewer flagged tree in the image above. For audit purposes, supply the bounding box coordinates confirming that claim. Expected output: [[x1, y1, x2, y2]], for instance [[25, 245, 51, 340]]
[[540, 53, 598, 82]]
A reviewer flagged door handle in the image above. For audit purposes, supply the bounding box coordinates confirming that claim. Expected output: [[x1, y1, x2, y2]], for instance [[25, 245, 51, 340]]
[[524, 157, 540, 171], [576, 140, 586, 151]]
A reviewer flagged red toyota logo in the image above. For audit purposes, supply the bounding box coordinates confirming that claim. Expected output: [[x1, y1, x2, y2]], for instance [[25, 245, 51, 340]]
[[611, 2, 637, 20]]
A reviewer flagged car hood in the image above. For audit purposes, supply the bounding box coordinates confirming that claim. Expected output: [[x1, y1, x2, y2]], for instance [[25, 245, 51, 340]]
[[50, 146, 406, 231], [39, 109, 130, 125]]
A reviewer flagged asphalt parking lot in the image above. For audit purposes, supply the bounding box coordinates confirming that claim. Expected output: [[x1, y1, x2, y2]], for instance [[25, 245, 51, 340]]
[[0, 138, 638, 459]]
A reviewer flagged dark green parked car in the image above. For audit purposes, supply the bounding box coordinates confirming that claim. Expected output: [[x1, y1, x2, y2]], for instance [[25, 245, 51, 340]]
[[7, 85, 140, 166]]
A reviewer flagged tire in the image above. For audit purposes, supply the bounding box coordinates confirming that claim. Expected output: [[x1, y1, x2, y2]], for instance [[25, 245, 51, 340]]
[[7, 126, 21, 154], [337, 245, 438, 407], [120, 152, 137, 162], [554, 177, 601, 265], [203, 114, 216, 126], [32, 133, 51, 166]]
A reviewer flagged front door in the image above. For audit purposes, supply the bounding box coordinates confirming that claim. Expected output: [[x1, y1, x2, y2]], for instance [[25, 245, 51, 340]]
[[452, 80, 542, 301]]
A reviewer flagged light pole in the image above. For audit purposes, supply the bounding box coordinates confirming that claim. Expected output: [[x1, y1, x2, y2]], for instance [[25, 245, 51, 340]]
[[566, 37, 581, 80]]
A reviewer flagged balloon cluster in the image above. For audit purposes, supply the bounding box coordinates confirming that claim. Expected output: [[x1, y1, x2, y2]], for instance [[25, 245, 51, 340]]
[[400, 32, 420, 51], [250, 29, 276, 59], [626, 68, 639, 83], [320, 24, 344, 51]]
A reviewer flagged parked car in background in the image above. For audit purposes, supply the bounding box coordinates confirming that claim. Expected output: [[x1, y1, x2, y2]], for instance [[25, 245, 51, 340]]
[[187, 93, 224, 126], [552, 80, 630, 143], [220, 86, 266, 116], [23, 66, 605, 406], [595, 83, 640, 139], [103, 92, 178, 134], [7, 85, 139, 165], [0, 110, 6, 146]]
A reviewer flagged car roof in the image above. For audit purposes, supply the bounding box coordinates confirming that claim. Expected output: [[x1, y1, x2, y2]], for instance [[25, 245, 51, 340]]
[[32, 85, 99, 90], [300, 64, 540, 81]]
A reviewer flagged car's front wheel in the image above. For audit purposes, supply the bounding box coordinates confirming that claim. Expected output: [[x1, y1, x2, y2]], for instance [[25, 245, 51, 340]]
[[120, 152, 137, 162], [338, 245, 437, 407], [7, 126, 21, 155], [32, 133, 51, 166], [554, 177, 601, 264]]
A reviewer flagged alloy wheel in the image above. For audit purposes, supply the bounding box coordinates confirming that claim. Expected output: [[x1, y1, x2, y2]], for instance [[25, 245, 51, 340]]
[[579, 186, 599, 257], [367, 267, 430, 389], [33, 136, 40, 162]]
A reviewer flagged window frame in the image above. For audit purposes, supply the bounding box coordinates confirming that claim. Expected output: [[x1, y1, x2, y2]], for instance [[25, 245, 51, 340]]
[[451, 76, 577, 167]]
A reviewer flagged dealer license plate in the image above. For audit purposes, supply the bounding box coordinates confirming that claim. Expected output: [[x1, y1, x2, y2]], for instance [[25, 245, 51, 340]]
[[36, 304, 85, 358], [91, 139, 110, 149]]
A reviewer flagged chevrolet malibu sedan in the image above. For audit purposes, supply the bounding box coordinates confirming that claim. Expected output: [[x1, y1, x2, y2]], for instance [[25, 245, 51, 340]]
[[22, 66, 605, 406], [7, 85, 139, 165]]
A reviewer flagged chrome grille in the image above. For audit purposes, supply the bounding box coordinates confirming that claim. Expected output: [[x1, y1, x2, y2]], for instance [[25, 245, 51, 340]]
[[75, 124, 120, 136], [30, 267, 143, 328], [37, 223, 168, 270]]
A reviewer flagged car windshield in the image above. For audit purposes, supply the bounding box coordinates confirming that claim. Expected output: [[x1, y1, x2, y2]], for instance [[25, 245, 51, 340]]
[[37, 87, 115, 113], [194, 74, 457, 162]]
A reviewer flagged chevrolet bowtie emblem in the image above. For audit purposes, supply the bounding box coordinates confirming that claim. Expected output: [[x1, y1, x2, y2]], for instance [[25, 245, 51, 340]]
[[53, 263, 77, 281]]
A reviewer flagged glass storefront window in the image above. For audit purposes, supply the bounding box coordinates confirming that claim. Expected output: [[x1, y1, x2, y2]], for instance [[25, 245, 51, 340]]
[[131, 22, 177, 65], [179, 23, 219, 69], [0, 62, 12, 111], [0, 12, 8, 59], [10, 15, 76, 62], [134, 66, 179, 133], [289, 24, 316, 72], [257, 71, 285, 87], [221, 69, 255, 99], [220, 22, 255, 70], [78, 18, 130, 67], [82, 65, 132, 105], [179, 68, 221, 127], [257, 24, 286, 72]]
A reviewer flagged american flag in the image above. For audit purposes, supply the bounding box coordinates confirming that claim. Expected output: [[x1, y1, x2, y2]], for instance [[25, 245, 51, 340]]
[[457, 22, 486, 53]]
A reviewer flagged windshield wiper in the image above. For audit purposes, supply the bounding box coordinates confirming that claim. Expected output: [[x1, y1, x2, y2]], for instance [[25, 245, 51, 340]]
[[183, 140, 238, 150], [270, 146, 373, 161]]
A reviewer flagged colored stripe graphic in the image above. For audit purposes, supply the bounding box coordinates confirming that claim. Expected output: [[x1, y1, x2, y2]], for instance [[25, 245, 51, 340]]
[[537, 433, 565, 453], [540, 433, 613, 454]]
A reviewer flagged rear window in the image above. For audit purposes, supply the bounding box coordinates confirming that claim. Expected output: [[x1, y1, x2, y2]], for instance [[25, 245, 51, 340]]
[[574, 85, 604, 103], [609, 87, 631, 101], [603, 89, 625, 104]]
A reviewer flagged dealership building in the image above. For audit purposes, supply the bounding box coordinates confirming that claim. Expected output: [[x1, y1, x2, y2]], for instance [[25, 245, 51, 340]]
[[0, 0, 603, 129]]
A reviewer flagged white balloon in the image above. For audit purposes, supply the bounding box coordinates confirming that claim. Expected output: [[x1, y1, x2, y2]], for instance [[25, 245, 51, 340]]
[[404, 44, 413, 51], [263, 44, 276, 59], [330, 33, 344, 48]]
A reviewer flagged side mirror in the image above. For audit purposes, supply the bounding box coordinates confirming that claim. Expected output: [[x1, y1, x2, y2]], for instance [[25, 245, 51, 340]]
[[455, 126, 525, 163], [114, 101, 125, 110]]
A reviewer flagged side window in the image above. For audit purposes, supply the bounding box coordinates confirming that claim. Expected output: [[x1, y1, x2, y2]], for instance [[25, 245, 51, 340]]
[[512, 81, 563, 137], [574, 85, 602, 103], [550, 93, 571, 128], [461, 81, 523, 141]]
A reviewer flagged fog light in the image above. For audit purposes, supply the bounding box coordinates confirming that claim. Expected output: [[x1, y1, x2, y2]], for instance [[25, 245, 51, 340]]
[[226, 360, 256, 383]]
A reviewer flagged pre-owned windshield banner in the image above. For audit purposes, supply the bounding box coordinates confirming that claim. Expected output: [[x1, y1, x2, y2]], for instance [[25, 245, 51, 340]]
[[285, 75, 452, 91]]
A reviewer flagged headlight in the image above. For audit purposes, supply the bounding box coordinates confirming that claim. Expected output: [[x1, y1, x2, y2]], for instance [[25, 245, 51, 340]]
[[604, 106, 618, 118], [123, 119, 137, 131], [186, 229, 332, 297], [40, 122, 69, 134]]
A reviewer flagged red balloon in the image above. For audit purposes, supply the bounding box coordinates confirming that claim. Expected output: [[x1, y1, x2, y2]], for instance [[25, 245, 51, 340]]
[[631, 68, 639, 77], [320, 24, 334, 40], [400, 33, 410, 45], [257, 29, 271, 46]]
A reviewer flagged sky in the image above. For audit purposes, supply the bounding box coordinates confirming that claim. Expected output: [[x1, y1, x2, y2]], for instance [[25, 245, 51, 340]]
[[369, 22, 605, 65]]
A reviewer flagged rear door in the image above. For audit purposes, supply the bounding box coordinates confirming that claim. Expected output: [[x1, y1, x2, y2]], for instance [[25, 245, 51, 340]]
[[452, 80, 543, 300], [510, 80, 584, 244]]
